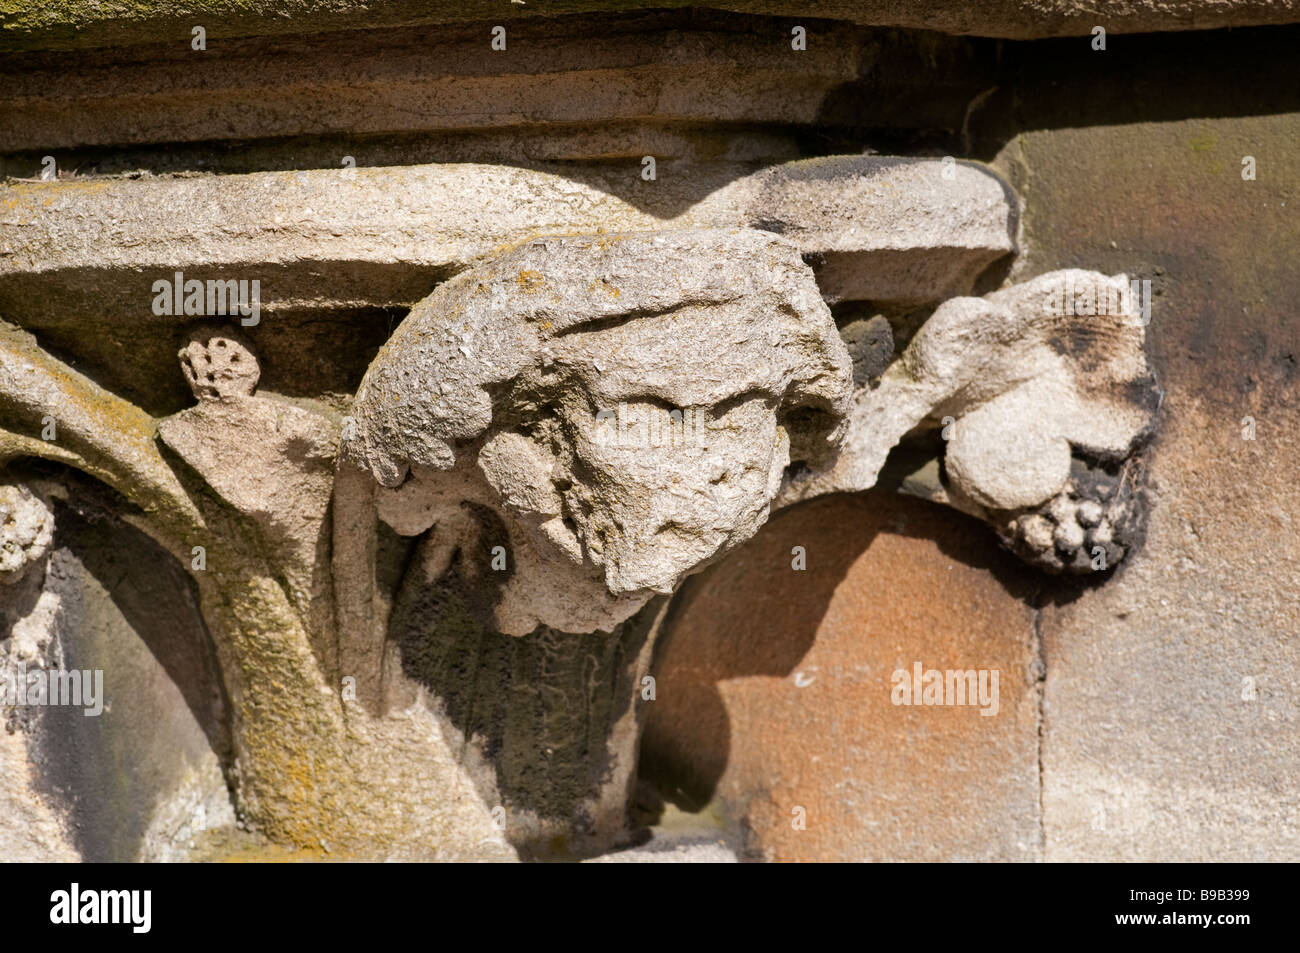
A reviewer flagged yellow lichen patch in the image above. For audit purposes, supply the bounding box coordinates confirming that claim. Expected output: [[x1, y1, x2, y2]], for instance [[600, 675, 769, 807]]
[[516, 269, 545, 291], [584, 232, 633, 252]]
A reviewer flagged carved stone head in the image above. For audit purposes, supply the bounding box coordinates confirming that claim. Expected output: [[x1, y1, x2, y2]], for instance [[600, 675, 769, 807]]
[[178, 327, 259, 402], [344, 229, 852, 634]]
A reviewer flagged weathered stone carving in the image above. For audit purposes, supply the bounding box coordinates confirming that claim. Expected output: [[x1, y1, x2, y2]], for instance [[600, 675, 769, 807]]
[[0, 479, 82, 862], [160, 327, 339, 624], [0, 153, 1159, 859], [0, 157, 1013, 327], [0, 480, 58, 682], [344, 228, 851, 636], [176, 328, 261, 401], [780, 270, 1160, 568]]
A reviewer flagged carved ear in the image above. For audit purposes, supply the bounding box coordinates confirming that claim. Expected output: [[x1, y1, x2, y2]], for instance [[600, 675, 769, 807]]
[[476, 430, 563, 522]]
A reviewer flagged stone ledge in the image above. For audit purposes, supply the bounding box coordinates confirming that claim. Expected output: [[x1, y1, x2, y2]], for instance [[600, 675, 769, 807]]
[[0, 156, 1015, 324]]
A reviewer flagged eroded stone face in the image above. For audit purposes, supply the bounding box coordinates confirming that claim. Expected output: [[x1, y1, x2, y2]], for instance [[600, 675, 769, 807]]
[[345, 228, 852, 634], [785, 270, 1158, 509], [926, 271, 1158, 513], [178, 328, 260, 402]]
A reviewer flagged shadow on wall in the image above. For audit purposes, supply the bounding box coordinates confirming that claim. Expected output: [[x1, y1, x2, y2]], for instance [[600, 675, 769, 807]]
[[384, 504, 659, 860], [28, 484, 231, 862], [639, 489, 1042, 817]]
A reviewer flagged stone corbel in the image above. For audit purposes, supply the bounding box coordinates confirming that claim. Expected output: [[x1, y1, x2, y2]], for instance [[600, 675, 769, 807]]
[[330, 222, 1158, 854], [0, 155, 1160, 859], [341, 238, 1160, 646]]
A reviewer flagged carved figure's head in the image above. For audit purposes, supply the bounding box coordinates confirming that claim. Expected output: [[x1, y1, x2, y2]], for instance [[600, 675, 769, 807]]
[[178, 327, 259, 401], [345, 229, 852, 634]]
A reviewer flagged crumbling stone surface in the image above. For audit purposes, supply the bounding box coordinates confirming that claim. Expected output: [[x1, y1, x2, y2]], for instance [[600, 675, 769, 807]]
[[0, 482, 53, 585], [345, 228, 852, 635]]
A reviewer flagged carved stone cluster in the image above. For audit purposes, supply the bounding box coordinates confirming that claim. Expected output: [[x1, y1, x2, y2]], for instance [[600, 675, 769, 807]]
[[995, 455, 1146, 573]]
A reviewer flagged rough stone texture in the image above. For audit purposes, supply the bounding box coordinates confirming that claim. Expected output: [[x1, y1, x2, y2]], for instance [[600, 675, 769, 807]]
[[641, 492, 1041, 861], [0, 479, 76, 861], [2, 8, 1294, 863], [0, 16, 863, 150], [2, 0, 1298, 52], [0, 18, 1004, 183], [0, 480, 51, 583], [1, 491, 235, 862], [0, 480, 60, 737], [346, 228, 852, 636], [987, 107, 1300, 861], [177, 327, 259, 401], [0, 157, 1015, 325]]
